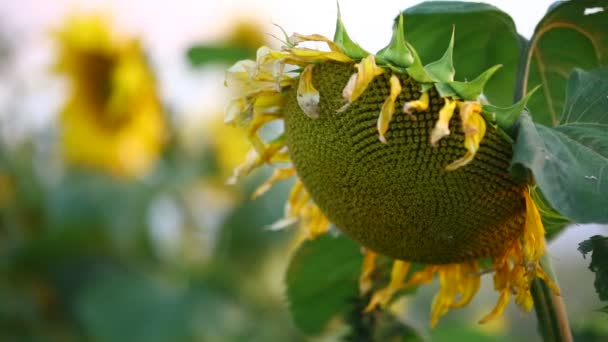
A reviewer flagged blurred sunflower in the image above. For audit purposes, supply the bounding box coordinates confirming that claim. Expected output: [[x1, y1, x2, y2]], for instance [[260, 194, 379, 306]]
[[54, 15, 165, 177], [224, 11, 561, 327]]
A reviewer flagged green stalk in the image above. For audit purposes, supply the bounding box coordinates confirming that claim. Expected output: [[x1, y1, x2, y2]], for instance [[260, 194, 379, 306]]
[[531, 254, 572, 342]]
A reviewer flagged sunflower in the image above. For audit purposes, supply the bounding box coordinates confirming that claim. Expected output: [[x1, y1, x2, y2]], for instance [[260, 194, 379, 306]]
[[224, 10, 560, 326], [55, 15, 165, 177]]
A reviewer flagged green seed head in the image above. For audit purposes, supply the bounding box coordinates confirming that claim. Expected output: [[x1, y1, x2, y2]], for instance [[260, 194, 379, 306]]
[[284, 62, 526, 264]]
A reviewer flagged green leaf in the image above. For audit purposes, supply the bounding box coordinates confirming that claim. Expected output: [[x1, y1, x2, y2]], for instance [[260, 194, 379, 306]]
[[578, 235, 608, 301], [424, 27, 455, 82], [448, 64, 502, 101], [511, 68, 608, 223], [286, 234, 362, 335], [530, 187, 570, 241], [187, 44, 256, 67], [77, 272, 194, 342], [483, 85, 540, 130], [405, 42, 434, 83], [522, 0, 608, 126], [402, 1, 521, 106], [377, 14, 414, 69], [599, 305, 608, 314], [333, 3, 369, 60]]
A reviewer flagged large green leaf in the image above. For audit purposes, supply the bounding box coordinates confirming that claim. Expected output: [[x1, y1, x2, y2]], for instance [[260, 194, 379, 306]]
[[286, 234, 362, 335], [512, 68, 608, 223], [402, 1, 521, 107], [522, 0, 608, 126]]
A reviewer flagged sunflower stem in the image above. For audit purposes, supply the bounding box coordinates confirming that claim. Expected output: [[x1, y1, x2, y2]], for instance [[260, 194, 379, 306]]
[[531, 254, 572, 342]]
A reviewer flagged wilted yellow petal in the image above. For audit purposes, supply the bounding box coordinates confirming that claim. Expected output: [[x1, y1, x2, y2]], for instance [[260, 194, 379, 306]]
[[301, 203, 330, 239], [224, 97, 249, 126], [446, 101, 486, 171], [523, 189, 546, 262], [377, 74, 402, 143], [286, 179, 305, 215], [430, 262, 481, 327], [365, 260, 410, 311], [430, 97, 457, 146], [252, 167, 296, 199], [359, 249, 377, 294], [479, 290, 510, 324], [342, 55, 384, 104], [402, 92, 429, 120], [255, 46, 296, 87], [247, 91, 285, 134], [227, 137, 286, 184], [288, 48, 352, 63], [297, 64, 320, 118], [288, 33, 341, 52], [405, 265, 438, 287], [451, 261, 481, 308], [227, 149, 259, 185]]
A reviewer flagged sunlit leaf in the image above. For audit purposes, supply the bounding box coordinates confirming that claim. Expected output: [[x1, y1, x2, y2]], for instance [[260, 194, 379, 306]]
[[286, 234, 362, 335], [512, 68, 608, 223], [522, 0, 608, 126]]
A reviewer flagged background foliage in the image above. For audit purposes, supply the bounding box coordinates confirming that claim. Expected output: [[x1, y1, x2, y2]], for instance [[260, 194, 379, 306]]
[[0, 0, 607, 341]]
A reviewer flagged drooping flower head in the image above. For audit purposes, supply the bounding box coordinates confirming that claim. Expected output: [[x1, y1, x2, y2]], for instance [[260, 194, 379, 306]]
[[225, 8, 558, 326], [54, 15, 166, 177]]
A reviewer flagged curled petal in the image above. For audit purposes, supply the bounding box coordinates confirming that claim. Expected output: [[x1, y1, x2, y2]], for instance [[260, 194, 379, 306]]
[[405, 265, 438, 287], [403, 91, 429, 119], [365, 260, 411, 311], [227, 136, 286, 184], [342, 55, 384, 104], [523, 189, 546, 262], [377, 75, 403, 143], [224, 97, 249, 126], [450, 262, 481, 308], [255, 47, 293, 84], [297, 64, 320, 118], [479, 290, 510, 324], [430, 262, 480, 327], [227, 149, 259, 185], [430, 97, 457, 146], [287, 48, 352, 63], [252, 167, 296, 199], [300, 203, 330, 239], [446, 101, 486, 171], [288, 33, 341, 52], [359, 249, 377, 294]]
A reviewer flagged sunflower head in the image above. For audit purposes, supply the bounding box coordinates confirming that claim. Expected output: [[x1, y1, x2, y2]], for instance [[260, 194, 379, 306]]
[[55, 15, 165, 177], [225, 10, 558, 326]]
